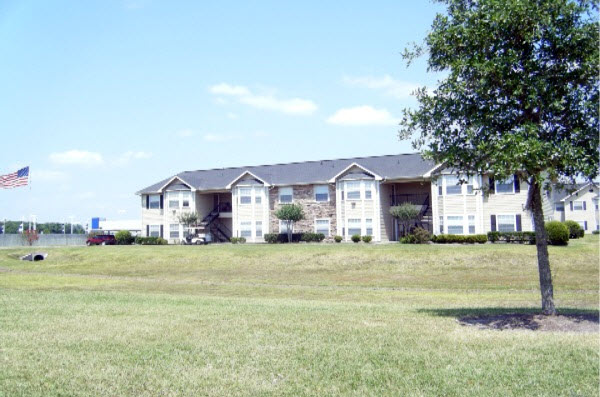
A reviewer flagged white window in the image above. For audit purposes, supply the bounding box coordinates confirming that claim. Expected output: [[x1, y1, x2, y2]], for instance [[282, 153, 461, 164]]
[[315, 219, 330, 236], [314, 185, 329, 202], [555, 203, 565, 212], [181, 191, 191, 208], [573, 201, 584, 211], [169, 224, 179, 238], [149, 195, 160, 209], [279, 187, 293, 203], [495, 176, 515, 194], [439, 216, 444, 234], [346, 182, 361, 200], [468, 215, 476, 234], [149, 225, 160, 237], [240, 188, 252, 205], [445, 175, 462, 195], [364, 181, 373, 199], [348, 218, 361, 236], [466, 176, 475, 194], [255, 194, 262, 204], [447, 215, 464, 234], [255, 221, 263, 238], [168, 191, 179, 208], [240, 221, 252, 238], [497, 214, 516, 232], [279, 220, 291, 234], [365, 218, 373, 236]]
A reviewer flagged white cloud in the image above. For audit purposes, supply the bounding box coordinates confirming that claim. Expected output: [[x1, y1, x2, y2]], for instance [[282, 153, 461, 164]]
[[208, 83, 317, 115], [227, 112, 239, 120], [177, 129, 195, 137], [115, 151, 153, 165], [326, 105, 399, 126], [342, 75, 420, 99], [49, 150, 104, 166], [33, 169, 68, 182]]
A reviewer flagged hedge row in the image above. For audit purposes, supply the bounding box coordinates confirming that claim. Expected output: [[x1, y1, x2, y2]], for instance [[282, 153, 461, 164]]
[[134, 236, 168, 245], [487, 231, 536, 244], [230, 237, 246, 244], [431, 234, 488, 244], [263, 233, 325, 243]]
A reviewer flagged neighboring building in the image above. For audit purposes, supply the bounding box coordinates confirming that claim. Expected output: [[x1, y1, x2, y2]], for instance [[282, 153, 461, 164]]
[[545, 182, 599, 232], [136, 153, 596, 243], [91, 217, 142, 236]]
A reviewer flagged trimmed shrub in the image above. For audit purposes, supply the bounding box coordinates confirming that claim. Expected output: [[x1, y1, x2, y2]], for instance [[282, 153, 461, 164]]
[[361, 235, 372, 243], [263, 233, 278, 244], [432, 234, 487, 244], [399, 234, 416, 244], [487, 231, 536, 244], [300, 232, 326, 243], [334, 235, 343, 243], [351, 234, 361, 243], [115, 230, 134, 245], [134, 236, 168, 245], [592, 230, 599, 235], [563, 220, 584, 239], [230, 237, 247, 244], [412, 227, 431, 244], [545, 221, 569, 246]]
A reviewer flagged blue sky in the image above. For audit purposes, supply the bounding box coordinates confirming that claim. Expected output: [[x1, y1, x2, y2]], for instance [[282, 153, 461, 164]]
[[0, 0, 444, 224]]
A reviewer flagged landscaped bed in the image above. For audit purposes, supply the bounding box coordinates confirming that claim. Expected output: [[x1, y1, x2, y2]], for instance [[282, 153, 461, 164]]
[[0, 235, 598, 396]]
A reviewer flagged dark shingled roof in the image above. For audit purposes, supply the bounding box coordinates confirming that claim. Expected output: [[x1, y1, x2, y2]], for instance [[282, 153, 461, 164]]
[[137, 153, 436, 194], [553, 182, 598, 201]]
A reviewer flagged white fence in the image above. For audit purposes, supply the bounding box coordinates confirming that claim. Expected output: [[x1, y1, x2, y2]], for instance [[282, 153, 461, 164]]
[[0, 234, 87, 247]]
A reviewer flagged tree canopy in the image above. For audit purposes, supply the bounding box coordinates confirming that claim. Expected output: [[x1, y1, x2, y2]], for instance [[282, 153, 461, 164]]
[[275, 204, 305, 243]]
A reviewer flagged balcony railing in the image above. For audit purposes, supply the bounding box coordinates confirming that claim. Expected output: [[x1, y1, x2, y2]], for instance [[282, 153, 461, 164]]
[[390, 193, 430, 207]]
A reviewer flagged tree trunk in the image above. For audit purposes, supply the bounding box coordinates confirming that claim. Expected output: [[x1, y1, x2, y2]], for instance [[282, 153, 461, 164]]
[[527, 177, 556, 315], [287, 221, 293, 243]]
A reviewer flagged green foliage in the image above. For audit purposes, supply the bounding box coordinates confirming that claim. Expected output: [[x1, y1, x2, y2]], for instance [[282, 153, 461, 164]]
[[563, 220, 584, 239], [487, 231, 536, 244], [300, 233, 325, 243], [399, 234, 416, 244], [115, 231, 134, 245], [361, 235, 372, 243], [134, 236, 167, 245], [275, 204, 305, 243], [263, 233, 278, 244], [177, 212, 199, 227], [230, 237, 246, 244], [412, 227, 431, 244], [432, 234, 488, 244], [390, 203, 421, 236], [334, 235, 343, 243], [545, 221, 569, 246], [1, 221, 85, 234], [592, 230, 599, 235], [351, 234, 361, 243]]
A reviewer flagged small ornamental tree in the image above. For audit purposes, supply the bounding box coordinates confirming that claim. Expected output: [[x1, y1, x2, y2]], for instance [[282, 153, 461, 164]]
[[177, 211, 199, 238], [22, 229, 39, 246], [275, 204, 305, 243], [390, 203, 420, 237], [400, 0, 599, 314]]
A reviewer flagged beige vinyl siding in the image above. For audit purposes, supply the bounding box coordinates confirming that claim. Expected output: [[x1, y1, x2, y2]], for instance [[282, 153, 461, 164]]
[[483, 175, 532, 232], [378, 184, 393, 242], [564, 187, 599, 231]]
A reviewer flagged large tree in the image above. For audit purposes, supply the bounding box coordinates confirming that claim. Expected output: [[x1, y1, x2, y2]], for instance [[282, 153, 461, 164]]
[[400, 0, 599, 314]]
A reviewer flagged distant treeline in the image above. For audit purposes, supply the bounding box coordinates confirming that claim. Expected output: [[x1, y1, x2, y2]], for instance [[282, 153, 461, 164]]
[[0, 221, 85, 234]]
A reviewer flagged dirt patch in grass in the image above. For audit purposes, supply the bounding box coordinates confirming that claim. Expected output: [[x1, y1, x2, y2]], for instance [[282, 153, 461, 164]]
[[459, 313, 599, 333]]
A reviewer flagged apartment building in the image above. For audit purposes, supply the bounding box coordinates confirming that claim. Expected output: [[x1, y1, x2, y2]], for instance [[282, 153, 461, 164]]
[[136, 153, 599, 243]]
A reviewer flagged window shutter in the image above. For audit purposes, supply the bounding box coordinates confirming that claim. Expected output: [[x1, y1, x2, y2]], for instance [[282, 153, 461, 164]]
[[491, 215, 497, 232], [146, 225, 149, 237], [583, 201, 587, 210], [516, 214, 522, 231], [145, 195, 149, 209], [570, 201, 573, 211], [584, 221, 588, 230], [438, 185, 442, 195], [513, 175, 520, 193], [160, 225, 163, 238], [489, 177, 495, 193], [160, 194, 164, 209]]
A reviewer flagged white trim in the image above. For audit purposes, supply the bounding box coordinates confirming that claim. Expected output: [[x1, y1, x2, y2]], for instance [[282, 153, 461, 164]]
[[278, 186, 294, 203], [328, 162, 383, 183], [225, 171, 271, 189], [560, 182, 598, 202], [156, 176, 194, 193], [314, 184, 330, 202], [495, 176, 515, 195], [496, 213, 518, 232], [314, 218, 331, 236], [422, 163, 444, 178]]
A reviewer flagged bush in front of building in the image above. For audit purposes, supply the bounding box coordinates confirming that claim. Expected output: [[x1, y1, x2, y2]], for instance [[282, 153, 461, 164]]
[[412, 227, 431, 244], [263, 233, 279, 244], [263, 233, 306, 243], [334, 235, 343, 243], [592, 230, 599, 235], [487, 231, 536, 244], [300, 233, 326, 243], [545, 221, 569, 246], [134, 236, 168, 245], [115, 230, 134, 245], [563, 220, 584, 239], [230, 237, 246, 244], [431, 234, 487, 244], [351, 234, 361, 243], [361, 235, 372, 243]]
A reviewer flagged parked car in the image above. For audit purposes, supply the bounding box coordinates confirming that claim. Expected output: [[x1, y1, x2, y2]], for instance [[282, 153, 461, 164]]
[[86, 234, 116, 246]]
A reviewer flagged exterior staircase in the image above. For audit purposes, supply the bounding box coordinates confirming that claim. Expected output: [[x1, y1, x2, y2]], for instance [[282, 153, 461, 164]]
[[195, 203, 232, 242]]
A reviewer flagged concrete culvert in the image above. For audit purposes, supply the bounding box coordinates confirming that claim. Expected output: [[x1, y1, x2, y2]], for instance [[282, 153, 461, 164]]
[[20, 252, 48, 261]]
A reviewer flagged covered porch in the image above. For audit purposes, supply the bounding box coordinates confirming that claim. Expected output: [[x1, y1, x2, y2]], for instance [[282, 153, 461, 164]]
[[380, 180, 432, 241]]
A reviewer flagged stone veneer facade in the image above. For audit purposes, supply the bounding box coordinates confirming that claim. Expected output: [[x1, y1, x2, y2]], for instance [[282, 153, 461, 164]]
[[269, 185, 337, 238]]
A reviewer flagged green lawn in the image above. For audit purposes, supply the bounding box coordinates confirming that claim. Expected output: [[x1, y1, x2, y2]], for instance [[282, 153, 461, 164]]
[[0, 237, 598, 396]]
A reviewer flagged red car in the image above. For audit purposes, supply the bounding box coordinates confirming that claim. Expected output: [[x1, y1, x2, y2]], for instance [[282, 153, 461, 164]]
[[86, 234, 116, 246]]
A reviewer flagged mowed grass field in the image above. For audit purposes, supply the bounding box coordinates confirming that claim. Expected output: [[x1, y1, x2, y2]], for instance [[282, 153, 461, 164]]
[[0, 237, 598, 396]]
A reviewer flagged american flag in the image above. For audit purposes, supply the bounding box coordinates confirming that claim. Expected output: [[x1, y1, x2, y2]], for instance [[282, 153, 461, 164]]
[[0, 167, 29, 189]]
